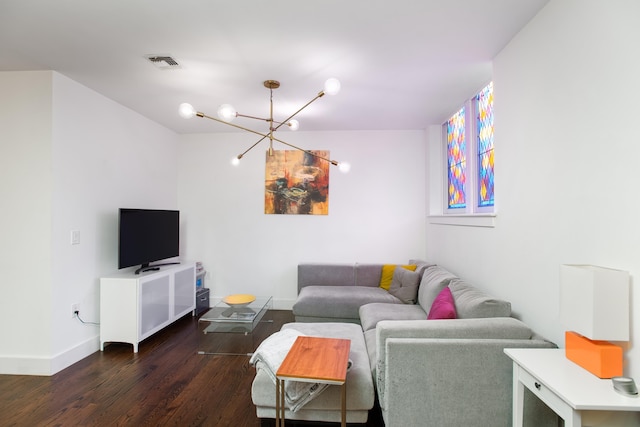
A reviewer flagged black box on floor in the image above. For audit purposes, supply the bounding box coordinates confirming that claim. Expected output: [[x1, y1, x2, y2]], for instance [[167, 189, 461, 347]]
[[195, 288, 210, 316]]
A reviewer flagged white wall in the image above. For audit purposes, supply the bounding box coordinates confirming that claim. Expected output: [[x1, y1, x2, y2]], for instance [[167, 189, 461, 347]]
[[0, 72, 54, 369], [0, 71, 179, 375], [178, 130, 427, 308], [48, 73, 179, 373], [426, 0, 640, 379]]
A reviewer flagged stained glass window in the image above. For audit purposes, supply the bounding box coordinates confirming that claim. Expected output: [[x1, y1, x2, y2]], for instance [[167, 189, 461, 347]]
[[476, 82, 494, 207], [443, 81, 494, 215], [447, 107, 466, 209]]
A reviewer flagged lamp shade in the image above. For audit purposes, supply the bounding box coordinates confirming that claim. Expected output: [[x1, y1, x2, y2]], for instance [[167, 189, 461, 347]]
[[559, 264, 629, 342]]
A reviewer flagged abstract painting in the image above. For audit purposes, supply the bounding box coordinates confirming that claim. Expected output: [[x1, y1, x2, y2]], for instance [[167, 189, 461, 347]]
[[265, 150, 330, 215]]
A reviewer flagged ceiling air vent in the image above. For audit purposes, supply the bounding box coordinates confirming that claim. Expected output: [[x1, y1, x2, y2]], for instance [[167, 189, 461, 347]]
[[146, 55, 180, 69]]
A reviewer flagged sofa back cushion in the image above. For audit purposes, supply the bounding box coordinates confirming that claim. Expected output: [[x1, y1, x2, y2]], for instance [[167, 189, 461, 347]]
[[356, 263, 385, 287], [298, 263, 356, 291], [408, 259, 437, 277], [417, 266, 458, 313], [448, 278, 511, 318]]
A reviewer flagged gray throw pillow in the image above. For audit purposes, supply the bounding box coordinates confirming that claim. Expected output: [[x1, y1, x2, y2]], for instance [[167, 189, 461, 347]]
[[448, 278, 511, 318], [417, 266, 457, 313], [388, 267, 421, 304]]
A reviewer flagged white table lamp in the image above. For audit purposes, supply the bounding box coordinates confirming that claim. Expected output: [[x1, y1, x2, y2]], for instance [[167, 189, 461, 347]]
[[559, 264, 630, 378]]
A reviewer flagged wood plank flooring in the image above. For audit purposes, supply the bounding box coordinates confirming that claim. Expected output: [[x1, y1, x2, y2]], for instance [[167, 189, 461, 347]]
[[0, 310, 383, 427]]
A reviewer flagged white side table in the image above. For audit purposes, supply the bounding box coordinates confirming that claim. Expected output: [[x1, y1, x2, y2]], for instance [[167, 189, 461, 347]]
[[505, 348, 640, 427]]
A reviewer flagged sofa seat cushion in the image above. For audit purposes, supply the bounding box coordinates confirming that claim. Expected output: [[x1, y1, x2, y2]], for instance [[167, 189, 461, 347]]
[[359, 303, 427, 332], [293, 286, 401, 321], [251, 322, 375, 422]]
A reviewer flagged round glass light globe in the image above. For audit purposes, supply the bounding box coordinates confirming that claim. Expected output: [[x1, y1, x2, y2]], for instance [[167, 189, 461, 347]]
[[178, 103, 196, 119], [231, 157, 240, 166], [324, 78, 341, 96], [217, 104, 237, 122], [338, 162, 351, 173], [288, 119, 299, 131]]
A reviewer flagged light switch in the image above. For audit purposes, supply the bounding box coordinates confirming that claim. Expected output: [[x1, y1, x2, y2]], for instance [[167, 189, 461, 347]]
[[71, 230, 80, 245]]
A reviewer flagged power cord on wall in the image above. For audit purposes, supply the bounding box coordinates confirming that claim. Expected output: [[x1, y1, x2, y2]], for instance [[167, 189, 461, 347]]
[[73, 311, 100, 326]]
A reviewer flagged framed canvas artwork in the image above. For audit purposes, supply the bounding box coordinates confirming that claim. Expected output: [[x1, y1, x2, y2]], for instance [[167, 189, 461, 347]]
[[264, 150, 330, 215]]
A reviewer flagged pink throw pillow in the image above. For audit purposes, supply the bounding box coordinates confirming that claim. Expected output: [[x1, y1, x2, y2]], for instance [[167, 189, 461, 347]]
[[427, 286, 457, 320]]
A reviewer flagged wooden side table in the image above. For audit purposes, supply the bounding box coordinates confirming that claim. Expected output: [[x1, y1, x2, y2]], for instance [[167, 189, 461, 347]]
[[276, 336, 351, 427], [505, 348, 640, 427]]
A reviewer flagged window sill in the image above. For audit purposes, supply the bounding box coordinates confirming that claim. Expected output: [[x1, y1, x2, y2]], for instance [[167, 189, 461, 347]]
[[428, 214, 496, 228]]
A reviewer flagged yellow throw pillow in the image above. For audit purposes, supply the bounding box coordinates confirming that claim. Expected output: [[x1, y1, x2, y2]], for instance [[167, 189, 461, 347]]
[[379, 264, 417, 290]]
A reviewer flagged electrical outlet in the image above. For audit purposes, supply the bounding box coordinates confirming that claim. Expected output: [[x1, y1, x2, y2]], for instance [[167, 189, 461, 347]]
[[71, 303, 80, 318]]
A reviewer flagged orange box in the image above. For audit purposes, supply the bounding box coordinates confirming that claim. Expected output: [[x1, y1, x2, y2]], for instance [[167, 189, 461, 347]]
[[565, 331, 623, 378]]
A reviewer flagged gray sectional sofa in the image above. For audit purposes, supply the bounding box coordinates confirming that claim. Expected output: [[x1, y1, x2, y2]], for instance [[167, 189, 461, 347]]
[[252, 261, 558, 426]]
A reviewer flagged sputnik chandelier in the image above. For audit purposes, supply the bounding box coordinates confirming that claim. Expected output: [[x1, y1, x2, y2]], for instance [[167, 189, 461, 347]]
[[178, 78, 350, 172]]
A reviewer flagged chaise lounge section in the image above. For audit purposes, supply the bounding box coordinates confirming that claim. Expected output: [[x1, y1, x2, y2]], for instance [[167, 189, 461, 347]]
[[251, 322, 375, 424]]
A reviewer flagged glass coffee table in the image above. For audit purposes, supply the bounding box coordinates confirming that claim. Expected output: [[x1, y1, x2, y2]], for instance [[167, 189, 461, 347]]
[[200, 295, 272, 333], [198, 296, 273, 355]]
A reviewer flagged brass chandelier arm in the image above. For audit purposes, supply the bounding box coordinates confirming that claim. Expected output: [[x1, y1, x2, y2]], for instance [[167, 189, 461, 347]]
[[197, 112, 271, 138], [266, 89, 336, 164], [236, 112, 270, 122], [232, 91, 325, 130], [272, 91, 324, 132], [238, 135, 269, 159], [197, 110, 337, 165], [234, 113, 290, 127], [197, 112, 271, 159], [230, 89, 328, 159]]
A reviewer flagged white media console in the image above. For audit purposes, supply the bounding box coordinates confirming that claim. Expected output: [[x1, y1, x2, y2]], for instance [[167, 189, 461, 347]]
[[100, 262, 196, 352]]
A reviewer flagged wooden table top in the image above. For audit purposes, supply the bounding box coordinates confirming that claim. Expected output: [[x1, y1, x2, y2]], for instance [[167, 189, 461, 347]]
[[276, 336, 351, 384]]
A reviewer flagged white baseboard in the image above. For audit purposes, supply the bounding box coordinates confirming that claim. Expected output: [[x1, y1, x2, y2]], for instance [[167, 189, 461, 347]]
[[0, 355, 52, 376], [0, 335, 100, 376], [51, 335, 100, 375]]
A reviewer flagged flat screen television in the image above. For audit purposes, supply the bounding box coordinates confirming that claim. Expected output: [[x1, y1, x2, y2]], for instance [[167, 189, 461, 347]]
[[118, 208, 180, 274]]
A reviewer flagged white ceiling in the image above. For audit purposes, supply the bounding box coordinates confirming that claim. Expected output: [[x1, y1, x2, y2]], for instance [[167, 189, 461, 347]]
[[0, 0, 549, 134]]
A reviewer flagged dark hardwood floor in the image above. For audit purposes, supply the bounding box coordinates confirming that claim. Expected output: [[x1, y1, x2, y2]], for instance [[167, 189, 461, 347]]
[[0, 310, 383, 427]]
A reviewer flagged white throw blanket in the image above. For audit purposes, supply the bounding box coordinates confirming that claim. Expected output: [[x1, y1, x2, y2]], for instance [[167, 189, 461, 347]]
[[250, 329, 342, 412]]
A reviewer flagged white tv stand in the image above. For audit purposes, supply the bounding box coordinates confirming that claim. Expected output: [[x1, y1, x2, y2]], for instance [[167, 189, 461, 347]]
[[100, 262, 196, 352]]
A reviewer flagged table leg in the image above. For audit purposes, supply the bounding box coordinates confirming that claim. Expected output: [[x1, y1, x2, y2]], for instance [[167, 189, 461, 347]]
[[280, 379, 286, 427], [341, 382, 346, 427], [565, 410, 581, 427], [512, 362, 525, 427], [275, 378, 280, 427]]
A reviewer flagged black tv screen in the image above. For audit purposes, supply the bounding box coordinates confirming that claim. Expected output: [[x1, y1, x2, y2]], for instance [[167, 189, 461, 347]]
[[118, 208, 180, 271]]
